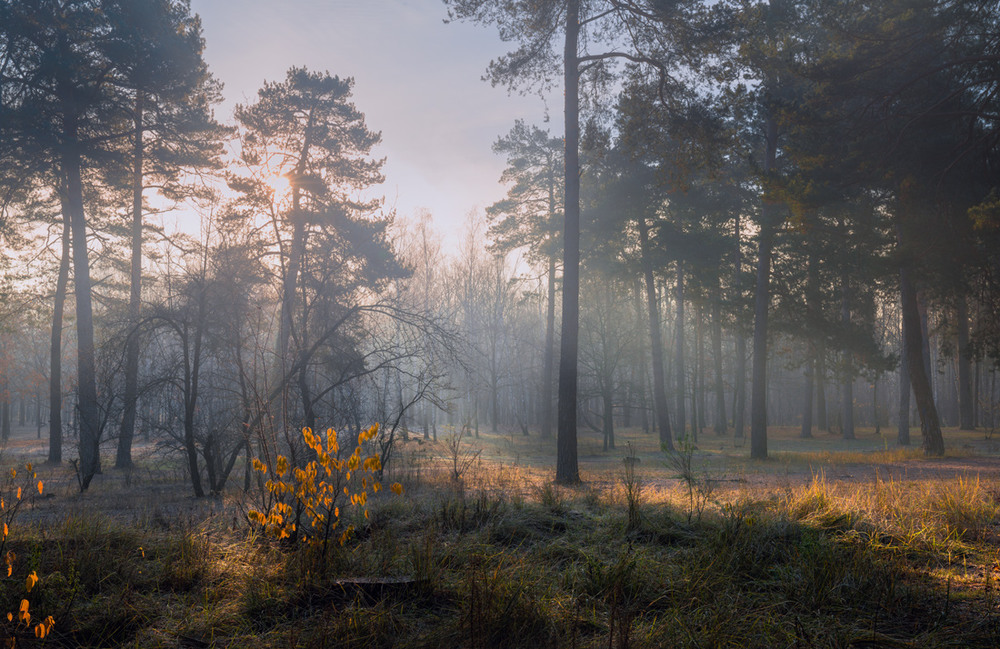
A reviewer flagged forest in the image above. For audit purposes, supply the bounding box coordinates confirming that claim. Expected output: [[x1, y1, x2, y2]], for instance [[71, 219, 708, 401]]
[[0, 0, 998, 647]]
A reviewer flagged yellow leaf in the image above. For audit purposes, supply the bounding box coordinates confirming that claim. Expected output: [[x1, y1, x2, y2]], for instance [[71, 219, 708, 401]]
[[37, 481, 43, 495], [35, 622, 45, 639], [360, 423, 380, 443], [19, 598, 29, 624], [25, 571, 38, 593], [391, 482, 404, 496]]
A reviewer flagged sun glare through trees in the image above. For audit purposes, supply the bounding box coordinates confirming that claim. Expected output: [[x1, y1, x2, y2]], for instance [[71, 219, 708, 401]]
[[0, 0, 999, 646]]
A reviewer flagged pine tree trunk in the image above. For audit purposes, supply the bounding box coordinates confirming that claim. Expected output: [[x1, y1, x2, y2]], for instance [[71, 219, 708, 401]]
[[750, 113, 778, 459], [802, 352, 814, 439], [556, 0, 581, 484], [712, 284, 726, 435], [816, 344, 828, 431], [637, 215, 672, 450], [696, 303, 706, 441], [602, 390, 614, 451], [541, 256, 556, 439], [675, 259, 686, 440], [62, 127, 102, 489], [898, 319, 912, 443], [48, 207, 70, 465], [118, 94, 144, 469], [841, 268, 855, 440], [898, 242, 945, 455], [733, 213, 746, 439], [956, 296, 974, 430], [1, 399, 9, 443]]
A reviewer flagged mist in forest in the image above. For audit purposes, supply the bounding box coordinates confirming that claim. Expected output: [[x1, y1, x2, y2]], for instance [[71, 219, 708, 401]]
[[0, 0, 998, 495]]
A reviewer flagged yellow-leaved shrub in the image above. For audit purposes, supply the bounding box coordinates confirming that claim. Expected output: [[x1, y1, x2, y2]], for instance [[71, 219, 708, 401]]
[[248, 425, 403, 562], [0, 464, 54, 644]]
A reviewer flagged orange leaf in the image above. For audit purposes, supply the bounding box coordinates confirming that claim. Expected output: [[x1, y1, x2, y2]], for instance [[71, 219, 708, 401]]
[[37, 481, 43, 495], [25, 571, 38, 593]]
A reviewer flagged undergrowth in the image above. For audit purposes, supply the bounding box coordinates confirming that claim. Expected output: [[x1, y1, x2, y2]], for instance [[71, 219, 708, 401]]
[[2, 463, 998, 647]]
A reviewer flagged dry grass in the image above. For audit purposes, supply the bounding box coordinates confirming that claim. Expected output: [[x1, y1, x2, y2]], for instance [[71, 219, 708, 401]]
[[0, 423, 996, 646]]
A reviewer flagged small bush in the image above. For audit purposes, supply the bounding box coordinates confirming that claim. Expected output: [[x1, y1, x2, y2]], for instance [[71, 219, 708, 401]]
[[247, 425, 403, 573]]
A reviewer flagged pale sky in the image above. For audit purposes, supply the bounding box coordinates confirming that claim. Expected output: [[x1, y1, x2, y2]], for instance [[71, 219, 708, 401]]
[[189, 0, 559, 247]]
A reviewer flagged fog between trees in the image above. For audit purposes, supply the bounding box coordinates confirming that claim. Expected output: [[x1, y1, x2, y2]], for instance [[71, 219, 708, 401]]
[[1, 0, 999, 494]]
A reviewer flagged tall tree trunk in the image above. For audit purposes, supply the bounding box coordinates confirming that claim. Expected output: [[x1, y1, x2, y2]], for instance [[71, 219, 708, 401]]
[[816, 343, 828, 431], [696, 302, 705, 441], [277, 218, 305, 412], [712, 283, 726, 435], [276, 161, 309, 437], [841, 266, 855, 440], [48, 207, 71, 465], [802, 352, 814, 439], [956, 296, 974, 430], [541, 256, 556, 439], [872, 374, 881, 435], [490, 363, 499, 434], [974, 358, 981, 428], [63, 135, 102, 490], [118, 93, 144, 469], [602, 389, 614, 451], [750, 112, 779, 459], [898, 236, 945, 455], [802, 248, 820, 439], [898, 306, 911, 444], [733, 213, 746, 439], [919, 300, 932, 400], [675, 259, 686, 440], [556, 0, 581, 484], [1, 399, 9, 442], [637, 214, 672, 450], [183, 321, 205, 498]]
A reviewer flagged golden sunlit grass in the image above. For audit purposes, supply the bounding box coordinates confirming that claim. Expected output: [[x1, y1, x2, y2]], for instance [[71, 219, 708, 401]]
[[774, 445, 927, 465], [0, 424, 996, 647]]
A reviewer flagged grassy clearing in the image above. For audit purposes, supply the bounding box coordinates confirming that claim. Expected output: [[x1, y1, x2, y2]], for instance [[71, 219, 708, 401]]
[[4, 466, 997, 646], [0, 425, 996, 647]]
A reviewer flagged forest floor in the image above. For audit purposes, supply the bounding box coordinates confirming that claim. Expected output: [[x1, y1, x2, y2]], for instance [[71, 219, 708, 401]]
[[0, 422, 996, 647]]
